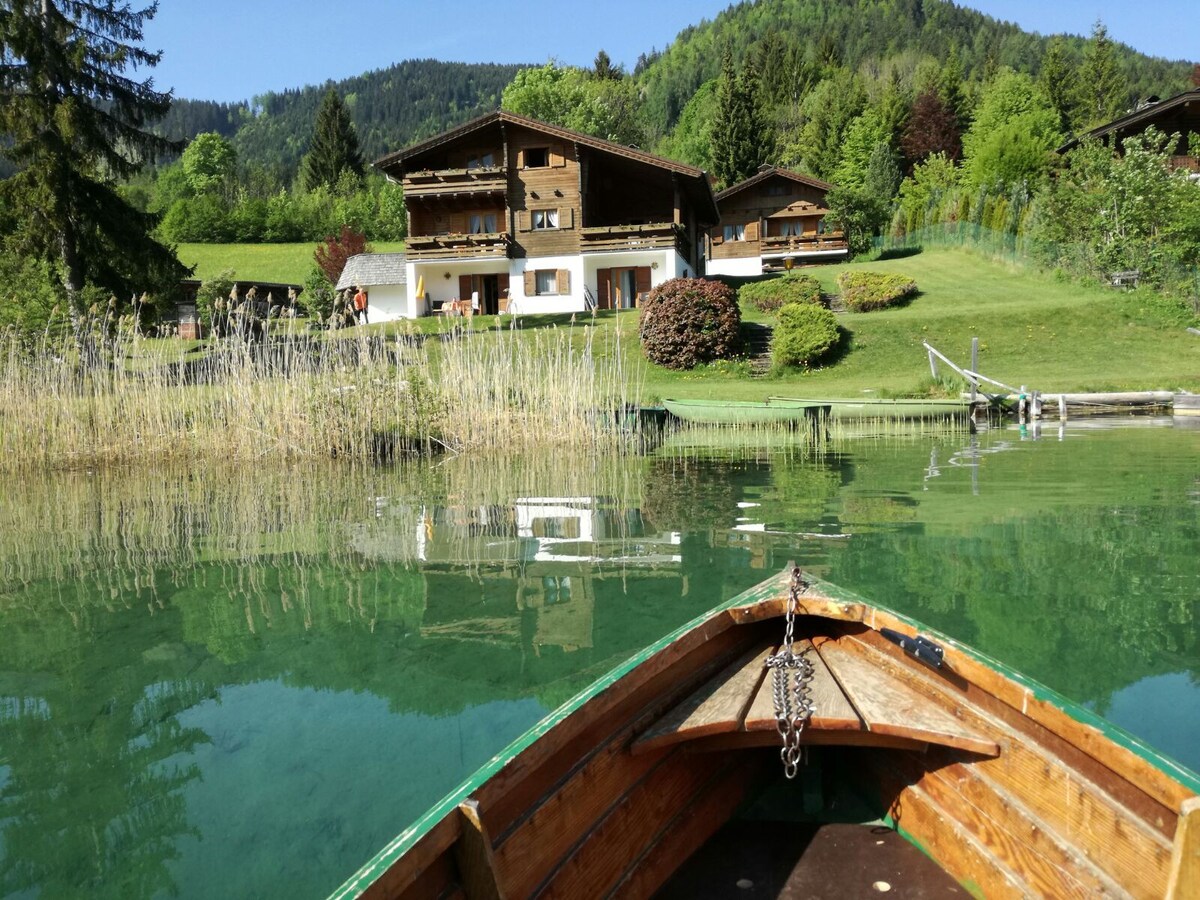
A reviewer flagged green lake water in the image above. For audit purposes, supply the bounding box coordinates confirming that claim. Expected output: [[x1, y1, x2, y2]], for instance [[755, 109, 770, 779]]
[[0, 419, 1197, 898]]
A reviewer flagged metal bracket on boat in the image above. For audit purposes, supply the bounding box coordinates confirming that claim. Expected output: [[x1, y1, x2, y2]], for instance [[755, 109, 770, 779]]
[[880, 628, 944, 670]]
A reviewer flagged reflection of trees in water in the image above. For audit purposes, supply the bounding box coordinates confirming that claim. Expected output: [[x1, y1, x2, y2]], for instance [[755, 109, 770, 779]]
[[828, 503, 1200, 709], [0, 608, 209, 900]]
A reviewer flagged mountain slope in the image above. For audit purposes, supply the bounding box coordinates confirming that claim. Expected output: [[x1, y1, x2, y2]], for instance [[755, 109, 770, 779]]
[[636, 0, 1194, 138]]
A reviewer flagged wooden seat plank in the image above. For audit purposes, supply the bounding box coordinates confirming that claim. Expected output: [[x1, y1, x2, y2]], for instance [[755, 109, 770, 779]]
[[815, 637, 1000, 757], [632, 643, 773, 754], [744, 639, 862, 733]]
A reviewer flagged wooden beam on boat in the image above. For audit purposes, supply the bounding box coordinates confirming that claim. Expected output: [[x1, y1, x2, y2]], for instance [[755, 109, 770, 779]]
[[455, 800, 504, 900], [1168, 796, 1200, 900], [631, 643, 772, 754], [743, 638, 862, 733], [814, 638, 1000, 757]]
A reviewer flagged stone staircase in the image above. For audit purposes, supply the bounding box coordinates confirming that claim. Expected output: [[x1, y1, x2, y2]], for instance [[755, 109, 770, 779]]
[[743, 322, 773, 377]]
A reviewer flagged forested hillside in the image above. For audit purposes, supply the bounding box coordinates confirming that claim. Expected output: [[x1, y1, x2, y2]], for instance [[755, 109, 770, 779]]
[[158, 59, 529, 172], [636, 0, 1193, 141]]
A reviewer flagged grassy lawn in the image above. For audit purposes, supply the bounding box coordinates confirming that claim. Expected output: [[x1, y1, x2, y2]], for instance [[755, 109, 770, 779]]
[[178, 242, 406, 284], [167, 245, 1200, 399]]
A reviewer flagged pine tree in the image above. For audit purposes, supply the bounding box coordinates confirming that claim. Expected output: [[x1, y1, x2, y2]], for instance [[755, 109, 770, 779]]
[[1040, 37, 1081, 134], [592, 50, 619, 81], [710, 49, 768, 189], [301, 89, 365, 192], [0, 1, 187, 316], [1078, 21, 1129, 128]]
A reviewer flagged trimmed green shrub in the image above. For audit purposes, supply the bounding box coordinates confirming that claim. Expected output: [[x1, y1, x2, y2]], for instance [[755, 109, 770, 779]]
[[837, 271, 918, 311], [771, 302, 840, 369], [738, 273, 823, 312], [639, 277, 741, 370]]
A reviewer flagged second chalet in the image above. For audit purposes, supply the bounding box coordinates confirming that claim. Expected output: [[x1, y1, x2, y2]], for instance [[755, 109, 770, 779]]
[[373, 111, 719, 318], [708, 166, 849, 277]]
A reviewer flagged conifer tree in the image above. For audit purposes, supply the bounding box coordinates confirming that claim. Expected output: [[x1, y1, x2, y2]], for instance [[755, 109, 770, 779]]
[[711, 49, 768, 189], [1040, 37, 1081, 134], [301, 89, 365, 192], [592, 49, 619, 81], [1077, 21, 1129, 128], [0, 0, 187, 316]]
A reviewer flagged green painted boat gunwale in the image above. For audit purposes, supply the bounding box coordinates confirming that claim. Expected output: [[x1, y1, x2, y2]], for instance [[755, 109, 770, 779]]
[[328, 571, 1200, 899], [768, 395, 973, 419], [663, 397, 831, 426]]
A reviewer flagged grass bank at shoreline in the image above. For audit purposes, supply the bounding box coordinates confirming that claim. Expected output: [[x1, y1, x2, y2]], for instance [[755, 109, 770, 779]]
[[4, 247, 1196, 471]]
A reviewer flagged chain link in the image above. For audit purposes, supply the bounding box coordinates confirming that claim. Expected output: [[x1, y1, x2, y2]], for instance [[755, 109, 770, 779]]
[[765, 566, 814, 779]]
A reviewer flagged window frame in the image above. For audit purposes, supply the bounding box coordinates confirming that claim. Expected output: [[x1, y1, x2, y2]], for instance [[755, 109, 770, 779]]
[[723, 223, 746, 242], [534, 269, 558, 295], [532, 209, 560, 231], [524, 147, 550, 168]]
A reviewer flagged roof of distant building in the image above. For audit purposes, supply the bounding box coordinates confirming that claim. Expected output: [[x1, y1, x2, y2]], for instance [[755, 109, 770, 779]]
[[337, 253, 408, 292]]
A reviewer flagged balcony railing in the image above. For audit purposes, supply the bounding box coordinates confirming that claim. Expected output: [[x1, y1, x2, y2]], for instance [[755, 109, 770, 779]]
[[760, 232, 850, 255], [580, 222, 687, 257], [1170, 155, 1200, 173], [402, 166, 507, 196], [405, 232, 510, 260]]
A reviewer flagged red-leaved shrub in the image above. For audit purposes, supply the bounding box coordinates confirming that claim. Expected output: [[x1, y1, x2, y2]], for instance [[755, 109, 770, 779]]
[[639, 278, 742, 370]]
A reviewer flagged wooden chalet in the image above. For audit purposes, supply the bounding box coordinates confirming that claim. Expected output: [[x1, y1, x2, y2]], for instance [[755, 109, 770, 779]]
[[374, 111, 719, 317], [1059, 87, 1200, 175], [708, 166, 849, 277]]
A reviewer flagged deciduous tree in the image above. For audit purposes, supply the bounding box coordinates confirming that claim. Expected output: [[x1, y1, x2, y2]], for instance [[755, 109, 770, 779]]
[[902, 87, 961, 166], [314, 226, 368, 285]]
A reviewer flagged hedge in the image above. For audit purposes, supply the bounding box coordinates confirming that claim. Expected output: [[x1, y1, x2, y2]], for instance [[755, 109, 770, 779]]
[[771, 302, 840, 369], [836, 271, 918, 312], [738, 273, 823, 313]]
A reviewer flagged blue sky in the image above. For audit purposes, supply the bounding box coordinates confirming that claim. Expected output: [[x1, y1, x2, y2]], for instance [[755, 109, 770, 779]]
[[142, 1, 1198, 103]]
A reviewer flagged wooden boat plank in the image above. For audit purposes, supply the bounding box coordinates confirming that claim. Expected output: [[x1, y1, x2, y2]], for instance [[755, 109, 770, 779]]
[[743, 638, 862, 733], [631, 642, 773, 754], [815, 637, 1000, 757], [1167, 796, 1200, 899], [609, 754, 771, 900], [533, 751, 733, 899], [491, 729, 669, 898], [842, 627, 1185, 841], [357, 813, 461, 900], [876, 750, 1129, 898], [474, 614, 760, 840]]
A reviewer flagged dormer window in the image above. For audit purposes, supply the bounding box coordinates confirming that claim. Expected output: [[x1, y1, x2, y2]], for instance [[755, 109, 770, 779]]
[[524, 147, 549, 168]]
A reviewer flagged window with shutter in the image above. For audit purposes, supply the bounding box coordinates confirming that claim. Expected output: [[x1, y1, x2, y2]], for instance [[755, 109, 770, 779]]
[[558, 208, 573, 229], [524, 147, 549, 168], [745, 220, 760, 242], [550, 144, 566, 167], [535, 270, 558, 295], [532, 209, 559, 230]]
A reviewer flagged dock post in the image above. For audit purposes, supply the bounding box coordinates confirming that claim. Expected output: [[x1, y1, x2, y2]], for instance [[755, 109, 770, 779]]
[[1018, 385, 1027, 424], [969, 338, 979, 406], [1032, 391, 1043, 420], [1058, 394, 1067, 420]]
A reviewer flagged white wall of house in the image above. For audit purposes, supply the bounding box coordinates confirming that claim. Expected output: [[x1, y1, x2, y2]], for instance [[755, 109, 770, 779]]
[[506, 254, 586, 315], [706, 256, 763, 277], [406, 258, 509, 316], [362, 284, 409, 322]]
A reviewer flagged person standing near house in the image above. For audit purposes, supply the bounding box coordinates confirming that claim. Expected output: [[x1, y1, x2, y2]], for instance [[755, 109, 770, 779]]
[[353, 285, 368, 325]]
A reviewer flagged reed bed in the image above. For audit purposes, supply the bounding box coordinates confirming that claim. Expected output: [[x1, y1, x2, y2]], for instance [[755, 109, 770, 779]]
[[0, 312, 640, 472]]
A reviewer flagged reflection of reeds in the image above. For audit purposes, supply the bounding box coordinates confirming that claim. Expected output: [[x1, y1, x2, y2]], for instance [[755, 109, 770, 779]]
[[0, 315, 639, 471]]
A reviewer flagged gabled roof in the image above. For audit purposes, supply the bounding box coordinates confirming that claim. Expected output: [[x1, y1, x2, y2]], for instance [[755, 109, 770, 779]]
[[337, 253, 407, 292], [374, 110, 719, 223], [1058, 88, 1200, 153], [715, 166, 834, 202]]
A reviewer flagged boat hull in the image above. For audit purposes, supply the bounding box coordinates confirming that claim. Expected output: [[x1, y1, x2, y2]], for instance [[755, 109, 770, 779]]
[[331, 572, 1200, 900], [663, 398, 830, 425], [770, 396, 973, 419]]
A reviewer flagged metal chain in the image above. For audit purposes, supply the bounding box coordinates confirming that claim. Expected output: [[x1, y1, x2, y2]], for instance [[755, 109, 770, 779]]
[[765, 566, 815, 779]]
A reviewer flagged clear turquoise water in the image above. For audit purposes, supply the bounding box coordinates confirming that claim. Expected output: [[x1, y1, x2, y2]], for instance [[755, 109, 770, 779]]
[[0, 420, 1196, 898]]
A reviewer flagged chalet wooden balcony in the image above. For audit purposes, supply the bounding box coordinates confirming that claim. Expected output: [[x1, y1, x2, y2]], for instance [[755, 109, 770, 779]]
[[1170, 155, 1200, 173], [405, 232, 510, 260], [402, 167, 507, 197], [580, 222, 687, 256], [760, 232, 850, 255]]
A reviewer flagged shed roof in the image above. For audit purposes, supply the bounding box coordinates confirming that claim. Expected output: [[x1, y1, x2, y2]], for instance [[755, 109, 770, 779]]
[[1058, 88, 1200, 152], [715, 166, 834, 202], [337, 253, 408, 292]]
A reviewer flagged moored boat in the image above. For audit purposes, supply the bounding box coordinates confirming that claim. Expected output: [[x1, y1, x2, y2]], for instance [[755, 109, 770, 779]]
[[663, 397, 831, 426], [770, 395, 974, 419], [330, 568, 1200, 900]]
